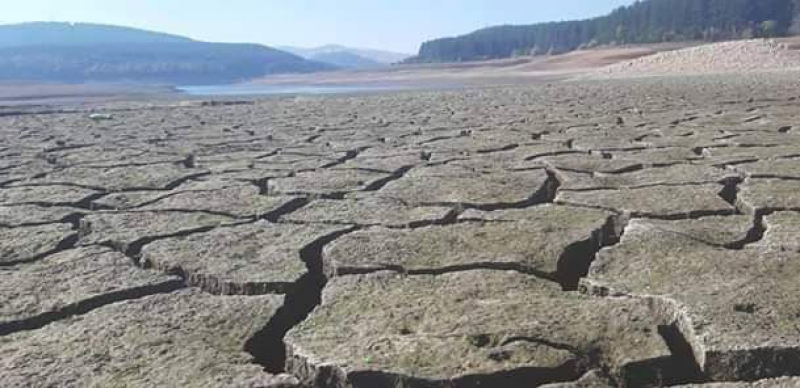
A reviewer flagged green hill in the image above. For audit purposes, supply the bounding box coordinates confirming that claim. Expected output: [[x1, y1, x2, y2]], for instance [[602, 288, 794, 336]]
[[0, 22, 335, 84], [410, 0, 800, 63]]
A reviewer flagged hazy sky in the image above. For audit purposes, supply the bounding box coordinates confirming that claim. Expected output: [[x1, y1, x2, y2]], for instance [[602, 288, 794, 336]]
[[2, 1, 635, 53]]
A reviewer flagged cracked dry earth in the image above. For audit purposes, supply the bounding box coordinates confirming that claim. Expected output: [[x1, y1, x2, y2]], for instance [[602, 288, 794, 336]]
[[2, 73, 800, 388]]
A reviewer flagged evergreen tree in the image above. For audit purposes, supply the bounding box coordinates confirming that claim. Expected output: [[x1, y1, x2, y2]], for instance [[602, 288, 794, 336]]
[[412, 0, 799, 63]]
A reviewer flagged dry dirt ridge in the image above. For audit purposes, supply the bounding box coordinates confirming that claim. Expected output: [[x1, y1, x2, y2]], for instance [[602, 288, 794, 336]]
[[592, 39, 800, 79], [2, 72, 800, 387]]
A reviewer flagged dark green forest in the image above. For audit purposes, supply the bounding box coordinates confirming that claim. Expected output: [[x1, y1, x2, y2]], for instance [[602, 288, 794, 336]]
[[0, 23, 334, 84], [0, 43, 333, 84], [412, 0, 800, 63]]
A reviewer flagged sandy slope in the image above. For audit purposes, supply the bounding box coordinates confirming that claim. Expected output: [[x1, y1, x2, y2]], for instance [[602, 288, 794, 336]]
[[0, 83, 174, 106], [254, 43, 693, 87], [591, 38, 800, 79]]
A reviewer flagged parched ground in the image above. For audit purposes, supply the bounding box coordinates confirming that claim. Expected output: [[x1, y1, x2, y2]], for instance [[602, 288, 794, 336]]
[[2, 72, 800, 388]]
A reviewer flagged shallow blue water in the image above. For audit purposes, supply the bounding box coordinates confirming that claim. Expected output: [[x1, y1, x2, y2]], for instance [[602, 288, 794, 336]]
[[178, 83, 410, 96]]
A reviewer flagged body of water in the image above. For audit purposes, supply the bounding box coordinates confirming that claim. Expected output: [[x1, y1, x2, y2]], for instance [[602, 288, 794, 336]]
[[178, 83, 411, 96]]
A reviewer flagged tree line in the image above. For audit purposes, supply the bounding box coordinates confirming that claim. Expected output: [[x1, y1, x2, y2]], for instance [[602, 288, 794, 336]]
[[0, 23, 335, 84], [0, 43, 334, 84], [411, 0, 800, 63]]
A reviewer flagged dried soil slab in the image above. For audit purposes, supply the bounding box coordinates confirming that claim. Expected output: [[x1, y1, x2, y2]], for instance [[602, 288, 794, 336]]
[[378, 167, 553, 208], [338, 153, 428, 172], [725, 133, 800, 147], [28, 163, 206, 191], [556, 184, 736, 219], [734, 159, 800, 180], [136, 186, 302, 219], [760, 212, 800, 251], [702, 146, 800, 166], [629, 215, 754, 248], [0, 204, 81, 227], [584, 213, 800, 381], [738, 178, 800, 214], [449, 143, 575, 171], [187, 150, 272, 171], [324, 205, 614, 286], [270, 169, 390, 196], [0, 290, 294, 388], [675, 378, 800, 387], [44, 146, 155, 167], [418, 131, 529, 154], [555, 164, 739, 191], [257, 151, 345, 171], [0, 223, 76, 265], [540, 371, 613, 387], [141, 221, 348, 295], [286, 271, 677, 388], [92, 178, 243, 209], [541, 154, 643, 174], [0, 156, 48, 171], [0, 246, 181, 334], [356, 146, 429, 160], [0, 184, 99, 205], [200, 167, 297, 184], [300, 129, 377, 149], [79, 211, 234, 252], [639, 136, 719, 152], [609, 147, 703, 166], [69, 151, 183, 168], [569, 134, 648, 152], [402, 163, 490, 178], [0, 160, 56, 183], [283, 197, 452, 227]]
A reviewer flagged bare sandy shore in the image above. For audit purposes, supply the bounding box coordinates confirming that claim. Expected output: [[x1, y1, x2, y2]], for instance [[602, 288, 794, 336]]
[[0, 83, 175, 106], [591, 38, 800, 79], [254, 43, 694, 87]]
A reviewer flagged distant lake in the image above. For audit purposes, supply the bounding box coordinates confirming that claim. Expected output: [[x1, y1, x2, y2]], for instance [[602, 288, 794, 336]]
[[178, 83, 412, 96]]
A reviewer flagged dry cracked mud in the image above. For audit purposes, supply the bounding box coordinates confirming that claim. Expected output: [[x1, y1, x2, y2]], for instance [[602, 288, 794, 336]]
[[583, 212, 800, 382], [286, 270, 679, 387], [676, 378, 800, 387], [0, 290, 295, 388], [2, 71, 800, 387], [323, 205, 616, 289], [141, 221, 349, 295]]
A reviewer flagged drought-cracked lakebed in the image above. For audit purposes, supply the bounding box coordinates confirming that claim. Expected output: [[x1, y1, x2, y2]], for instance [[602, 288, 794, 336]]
[[2, 72, 800, 387]]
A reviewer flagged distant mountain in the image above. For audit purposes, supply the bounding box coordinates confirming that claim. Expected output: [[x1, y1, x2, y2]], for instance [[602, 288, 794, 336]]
[[410, 0, 800, 63], [0, 22, 334, 84], [280, 44, 411, 66], [308, 51, 385, 69]]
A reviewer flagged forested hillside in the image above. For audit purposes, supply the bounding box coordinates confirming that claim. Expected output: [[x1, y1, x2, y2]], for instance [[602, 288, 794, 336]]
[[0, 22, 334, 84], [411, 0, 800, 63]]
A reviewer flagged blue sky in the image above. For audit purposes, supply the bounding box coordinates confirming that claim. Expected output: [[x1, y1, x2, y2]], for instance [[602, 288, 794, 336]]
[[2, 1, 635, 53]]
